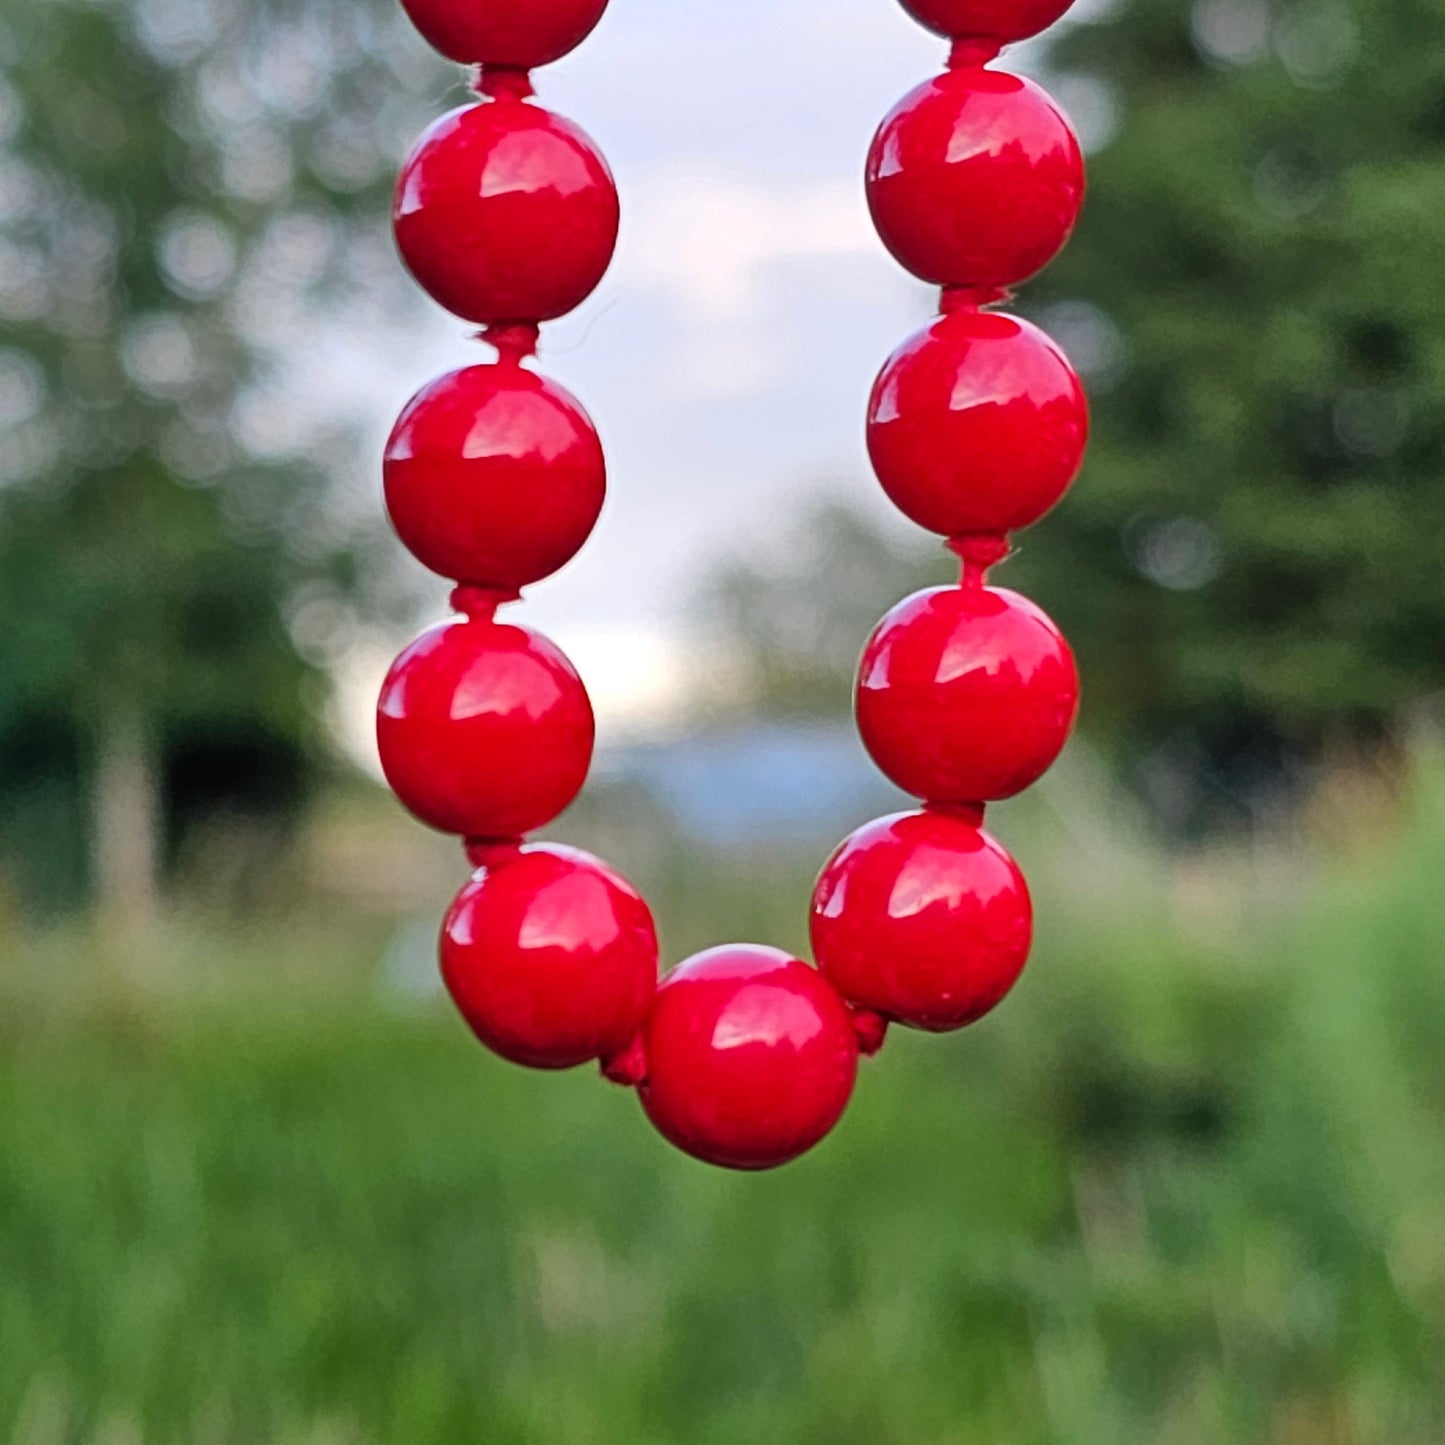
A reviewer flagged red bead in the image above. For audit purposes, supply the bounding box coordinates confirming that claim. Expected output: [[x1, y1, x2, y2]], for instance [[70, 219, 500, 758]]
[[377, 615, 593, 837], [385, 363, 605, 590], [399, 0, 608, 67], [857, 585, 1078, 801], [868, 309, 1087, 537], [394, 99, 619, 324], [638, 945, 859, 1171], [812, 809, 1032, 1032], [866, 69, 1083, 292], [898, 0, 1075, 43], [441, 843, 656, 1070]]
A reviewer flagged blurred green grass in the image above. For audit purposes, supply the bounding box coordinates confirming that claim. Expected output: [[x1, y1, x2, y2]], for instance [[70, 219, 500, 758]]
[[2, 763, 1444, 1444]]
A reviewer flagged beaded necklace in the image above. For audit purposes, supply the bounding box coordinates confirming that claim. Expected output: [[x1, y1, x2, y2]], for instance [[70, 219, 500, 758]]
[[379, 0, 1085, 1170]]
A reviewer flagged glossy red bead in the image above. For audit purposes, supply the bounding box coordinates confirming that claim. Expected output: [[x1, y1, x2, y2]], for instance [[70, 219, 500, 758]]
[[441, 843, 656, 1070], [812, 809, 1032, 1032], [399, 0, 608, 67], [385, 363, 605, 590], [866, 69, 1083, 292], [377, 615, 594, 837], [857, 585, 1079, 802], [898, 0, 1075, 43], [637, 945, 859, 1172], [868, 309, 1087, 537], [394, 99, 619, 324]]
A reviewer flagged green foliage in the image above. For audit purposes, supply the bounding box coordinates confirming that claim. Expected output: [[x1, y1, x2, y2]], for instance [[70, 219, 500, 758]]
[[3, 762, 1445, 1442], [0, 0, 444, 908], [0, 472, 316, 911], [707, 0, 1445, 789], [704, 502, 954, 718], [0, 475, 309, 739], [1031, 0, 1445, 754]]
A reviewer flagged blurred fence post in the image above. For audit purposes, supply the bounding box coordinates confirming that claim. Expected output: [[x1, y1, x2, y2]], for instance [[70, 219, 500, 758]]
[[91, 706, 160, 933]]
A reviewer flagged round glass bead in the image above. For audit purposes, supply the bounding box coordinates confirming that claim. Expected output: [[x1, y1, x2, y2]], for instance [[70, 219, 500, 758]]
[[377, 615, 594, 837], [898, 0, 1075, 43], [399, 0, 608, 67], [441, 843, 657, 1070], [812, 808, 1032, 1032], [866, 68, 1083, 292], [394, 99, 619, 324], [857, 585, 1079, 801], [638, 945, 859, 1171], [385, 362, 605, 590], [868, 309, 1087, 537]]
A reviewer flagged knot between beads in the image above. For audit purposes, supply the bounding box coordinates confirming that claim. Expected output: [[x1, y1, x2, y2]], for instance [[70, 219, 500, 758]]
[[464, 836, 525, 870], [479, 322, 540, 363], [947, 37, 1003, 70], [924, 800, 988, 830], [940, 282, 1012, 314], [600, 1032, 648, 1088], [852, 1007, 889, 1058], [948, 534, 1011, 587], [472, 64, 534, 101], [450, 583, 521, 620]]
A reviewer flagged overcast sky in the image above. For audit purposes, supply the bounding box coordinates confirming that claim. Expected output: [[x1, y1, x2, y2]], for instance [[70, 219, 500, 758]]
[[319, 0, 1109, 742]]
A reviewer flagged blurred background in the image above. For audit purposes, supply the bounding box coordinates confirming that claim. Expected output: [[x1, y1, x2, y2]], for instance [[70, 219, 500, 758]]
[[2, 0, 1444, 1439]]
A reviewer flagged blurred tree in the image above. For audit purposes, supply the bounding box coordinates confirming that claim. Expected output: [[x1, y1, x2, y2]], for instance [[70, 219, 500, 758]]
[[0, 0, 444, 918], [706, 501, 952, 717], [706, 0, 1445, 829]]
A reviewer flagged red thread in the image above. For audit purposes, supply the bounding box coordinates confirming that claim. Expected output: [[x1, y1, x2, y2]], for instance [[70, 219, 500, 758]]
[[480, 322, 541, 363], [947, 533, 1012, 587], [449, 583, 522, 620], [924, 800, 988, 830], [464, 836, 525, 870], [600, 1032, 648, 1088], [940, 282, 1012, 314], [852, 1008, 890, 1058], [947, 37, 1003, 70], [472, 64, 535, 101]]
